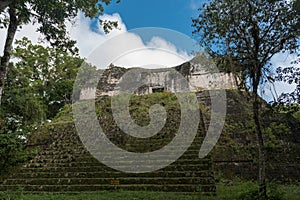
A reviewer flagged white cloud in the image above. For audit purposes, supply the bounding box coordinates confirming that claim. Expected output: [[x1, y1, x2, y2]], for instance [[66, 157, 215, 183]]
[[91, 35, 193, 69], [0, 12, 192, 69], [147, 36, 178, 52], [189, 0, 203, 10], [68, 13, 127, 58], [113, 48, 191, 68], [77, 15, 193, 69]]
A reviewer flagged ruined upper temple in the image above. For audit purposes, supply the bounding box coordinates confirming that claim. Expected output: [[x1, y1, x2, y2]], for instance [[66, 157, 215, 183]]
[[79, 56, 239, 100]]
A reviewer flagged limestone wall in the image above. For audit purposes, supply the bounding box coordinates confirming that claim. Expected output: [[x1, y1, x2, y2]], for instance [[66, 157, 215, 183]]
[[189, 72, 238, 91], [79, 87, 97, 100], [79, 61, 239, 100]]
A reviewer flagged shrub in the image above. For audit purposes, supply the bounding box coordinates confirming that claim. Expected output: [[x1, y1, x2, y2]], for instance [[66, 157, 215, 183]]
[[239, 184, 284, 200], [0, 188, 24, 200]]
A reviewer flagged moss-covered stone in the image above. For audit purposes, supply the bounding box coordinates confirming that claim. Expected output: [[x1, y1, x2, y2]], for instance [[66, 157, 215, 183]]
[[0, 92, 215, 194], [1, 90, 299, 194]]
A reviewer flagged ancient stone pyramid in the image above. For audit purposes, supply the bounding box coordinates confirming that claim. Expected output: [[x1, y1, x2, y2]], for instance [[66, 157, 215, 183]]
[[0, 93, 216, 194]]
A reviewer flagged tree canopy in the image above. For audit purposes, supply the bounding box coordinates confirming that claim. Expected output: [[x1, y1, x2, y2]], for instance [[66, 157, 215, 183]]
[[192, 0, 299, 197], [0, 0, 119, 103], [192, 0, 299, 91], [0, 0, 120, 50], [1, 37, 83, 132]]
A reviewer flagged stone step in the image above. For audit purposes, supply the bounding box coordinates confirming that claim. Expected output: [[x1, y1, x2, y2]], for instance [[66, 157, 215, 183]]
[[11, 171, 213, 179], [32, 153, 207, 161], [0, 184, 216, 193], [25, 159, 210, 166], [18, 164, 211, 173], [1, 119, 215, 194], [3, 177, 215, 186], [48, 142, 206, 151], [36, 149, 205, 157], [23, 163, 211, 170]]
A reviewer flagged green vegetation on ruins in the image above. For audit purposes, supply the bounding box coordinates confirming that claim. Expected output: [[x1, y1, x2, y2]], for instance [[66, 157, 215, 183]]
[[1, 90, 298, 199], [0, 181, 299, 200]]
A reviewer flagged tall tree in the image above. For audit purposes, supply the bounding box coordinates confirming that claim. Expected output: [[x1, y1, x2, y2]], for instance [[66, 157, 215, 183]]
[[192, 0, 299, 197], [0, 38, 85, 174], [1, 37, 83, 128], [0, 0, 120, 103]]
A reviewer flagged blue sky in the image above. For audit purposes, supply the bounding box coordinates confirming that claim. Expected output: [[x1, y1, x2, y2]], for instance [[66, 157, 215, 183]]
[[103, 0, 204, 37]]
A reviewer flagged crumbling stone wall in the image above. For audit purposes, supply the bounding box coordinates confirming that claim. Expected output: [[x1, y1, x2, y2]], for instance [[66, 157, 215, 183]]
[[79, 87, 97, 100], [79, 60, 239, 100]]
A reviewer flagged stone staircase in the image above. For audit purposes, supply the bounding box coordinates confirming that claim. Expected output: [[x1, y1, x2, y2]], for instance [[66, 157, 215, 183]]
[[0, 120, 216, 194]]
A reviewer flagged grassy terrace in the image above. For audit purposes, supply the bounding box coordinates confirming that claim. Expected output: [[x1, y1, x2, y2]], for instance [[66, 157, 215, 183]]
[[1, 182, 299, 200]]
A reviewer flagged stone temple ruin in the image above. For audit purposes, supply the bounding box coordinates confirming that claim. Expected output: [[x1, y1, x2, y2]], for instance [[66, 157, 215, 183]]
[[79, 57, 239, 100], [1, 56, 299, 195]]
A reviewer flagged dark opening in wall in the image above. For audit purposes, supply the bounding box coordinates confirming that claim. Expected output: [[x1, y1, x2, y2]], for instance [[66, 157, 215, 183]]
[[152, 87, 165, 93]]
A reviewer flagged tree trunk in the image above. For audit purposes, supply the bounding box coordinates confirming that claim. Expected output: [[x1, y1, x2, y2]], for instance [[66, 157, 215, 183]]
[[0, 6, 18, 104], [253, 90, 266, 198], [0, 87, 3, 104]]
